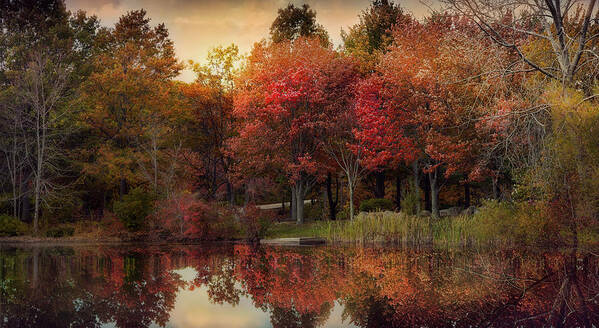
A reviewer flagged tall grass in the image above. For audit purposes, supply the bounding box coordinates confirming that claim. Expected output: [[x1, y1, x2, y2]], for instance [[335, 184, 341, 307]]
[[267, 200, 596, 246], [319, 211, 478, 246], [308, 200, 559, 246]]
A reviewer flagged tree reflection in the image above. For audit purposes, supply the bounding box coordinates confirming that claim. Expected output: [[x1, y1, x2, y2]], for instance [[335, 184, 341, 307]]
[[0, 246, 186, 328], [0, 244, 598, 327]]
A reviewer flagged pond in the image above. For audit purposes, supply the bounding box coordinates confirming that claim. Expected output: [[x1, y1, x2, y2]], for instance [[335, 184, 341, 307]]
[[0, 243, 597, 327]]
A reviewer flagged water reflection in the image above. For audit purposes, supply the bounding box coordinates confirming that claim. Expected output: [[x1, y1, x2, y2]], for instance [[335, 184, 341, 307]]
[[0, 243, 597, 327]]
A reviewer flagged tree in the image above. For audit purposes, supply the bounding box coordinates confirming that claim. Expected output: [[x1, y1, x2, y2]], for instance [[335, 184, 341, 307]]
[[356, 16, 516, 217], [0, 1, 99, 232], [342, 0, 409, 71], [230, 38, 355, 224], [180, 45, 240, 202], [343, 0, 413, 201], [443, 0, 599, 88], [81, 9, 182, 201], [319, 62, 362, 221], [322, 124, 367, 221], [270, 4, 329, 45]]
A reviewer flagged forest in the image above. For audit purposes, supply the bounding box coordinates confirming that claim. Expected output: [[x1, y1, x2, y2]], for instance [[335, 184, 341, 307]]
[[1, 0, 598, 245]]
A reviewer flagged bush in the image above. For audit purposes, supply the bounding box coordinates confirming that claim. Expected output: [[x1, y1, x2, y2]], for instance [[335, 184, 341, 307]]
[[45, 226, 75, 238], [470, 199, 553, 245], [0, 214, 28, 237], [400, 184, 420, 216], [113, 188, 156, 231], [359, 198, 394, 212], [176, 200, 239, 240], [241, 205, 273, 241]]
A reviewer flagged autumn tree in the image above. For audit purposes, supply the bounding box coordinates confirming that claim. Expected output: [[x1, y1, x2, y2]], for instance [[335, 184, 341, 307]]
[[342, 0, 413, 203], [356, 16, 518, 217], [81, 10, 182, 201], [180, 44, 240, 201], [230, 38, 354, 223]]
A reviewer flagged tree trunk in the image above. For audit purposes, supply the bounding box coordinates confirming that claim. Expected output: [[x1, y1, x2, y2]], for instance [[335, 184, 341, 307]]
[[33, 108, 43, 234], [119, 178, 129, 199], [464, 183, 471, 207], [326, 172, 338, 220], [395, 173, 402, 210], [244, 185, 250, 206], [291, 188, 297, 221], [33, 173, 40, 233], [226, 181, 234, 205], [429, 168, 439, 218], [374, 171, 385, 198], [295, 183, 304, 224], [492, 176, 500, 200], [423, 173, 431, 212], [22, 194, 31, 223], [348, 183, 355, 221], [411, 159, 421, 212]]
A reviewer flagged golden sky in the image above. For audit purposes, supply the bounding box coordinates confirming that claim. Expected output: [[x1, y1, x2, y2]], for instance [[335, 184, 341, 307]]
[[65, 0, 436, 82]]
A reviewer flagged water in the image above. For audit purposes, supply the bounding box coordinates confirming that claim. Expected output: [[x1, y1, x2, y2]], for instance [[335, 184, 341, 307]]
[[0, 243, 597, 328]]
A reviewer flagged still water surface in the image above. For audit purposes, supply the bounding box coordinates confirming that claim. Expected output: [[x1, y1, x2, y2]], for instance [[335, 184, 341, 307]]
[[0, 243, 598, 327]]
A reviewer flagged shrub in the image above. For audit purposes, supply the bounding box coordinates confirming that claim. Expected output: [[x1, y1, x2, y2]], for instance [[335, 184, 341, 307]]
[[0, 214, 28, 237], [183, 200, 240, 240], [45, 225, 75, 238], [470, 199, 552, 245], [400, 184, 420, 216], [113, 188, 156, 231], [359, 198, 394, 212], [241, 205, 273, 241]]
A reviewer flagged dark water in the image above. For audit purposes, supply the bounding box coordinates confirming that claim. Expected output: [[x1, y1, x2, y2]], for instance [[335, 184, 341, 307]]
[[0, 243, 598, 328]]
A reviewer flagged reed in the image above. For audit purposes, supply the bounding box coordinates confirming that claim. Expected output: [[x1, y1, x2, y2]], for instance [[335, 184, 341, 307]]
[[313, 211, 504, 246], [267, 201, 597, 247]]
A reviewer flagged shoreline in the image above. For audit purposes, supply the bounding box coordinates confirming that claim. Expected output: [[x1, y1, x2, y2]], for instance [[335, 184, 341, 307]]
[[0, 236, 243, 246]]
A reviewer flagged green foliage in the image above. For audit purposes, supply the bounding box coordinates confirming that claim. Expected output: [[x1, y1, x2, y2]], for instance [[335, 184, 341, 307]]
[[45, 225, 75, 238], [113, 188, 156, 231], [0, 215, 28, 237], [400, 184, 420, 215], [270, 4, 329, 45], [471, 199, 556, 245], [525, 86, 599, 239], [359, 198, 394, 212]]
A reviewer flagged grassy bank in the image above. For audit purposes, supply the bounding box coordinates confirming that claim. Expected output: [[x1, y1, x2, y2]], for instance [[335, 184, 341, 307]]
[[266, 212, 473, 246], [265, 201, 599, 247]]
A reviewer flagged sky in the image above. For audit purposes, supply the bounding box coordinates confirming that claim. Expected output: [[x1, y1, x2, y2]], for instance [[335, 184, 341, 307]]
[[65, 0, 437, 82]]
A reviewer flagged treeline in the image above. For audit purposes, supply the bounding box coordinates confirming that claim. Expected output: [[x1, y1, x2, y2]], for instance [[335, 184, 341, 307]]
[[1, 0, 598, 241]]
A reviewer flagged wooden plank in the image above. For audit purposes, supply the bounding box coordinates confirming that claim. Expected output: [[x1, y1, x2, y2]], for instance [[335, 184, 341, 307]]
[[260, 237, 326, 246]]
